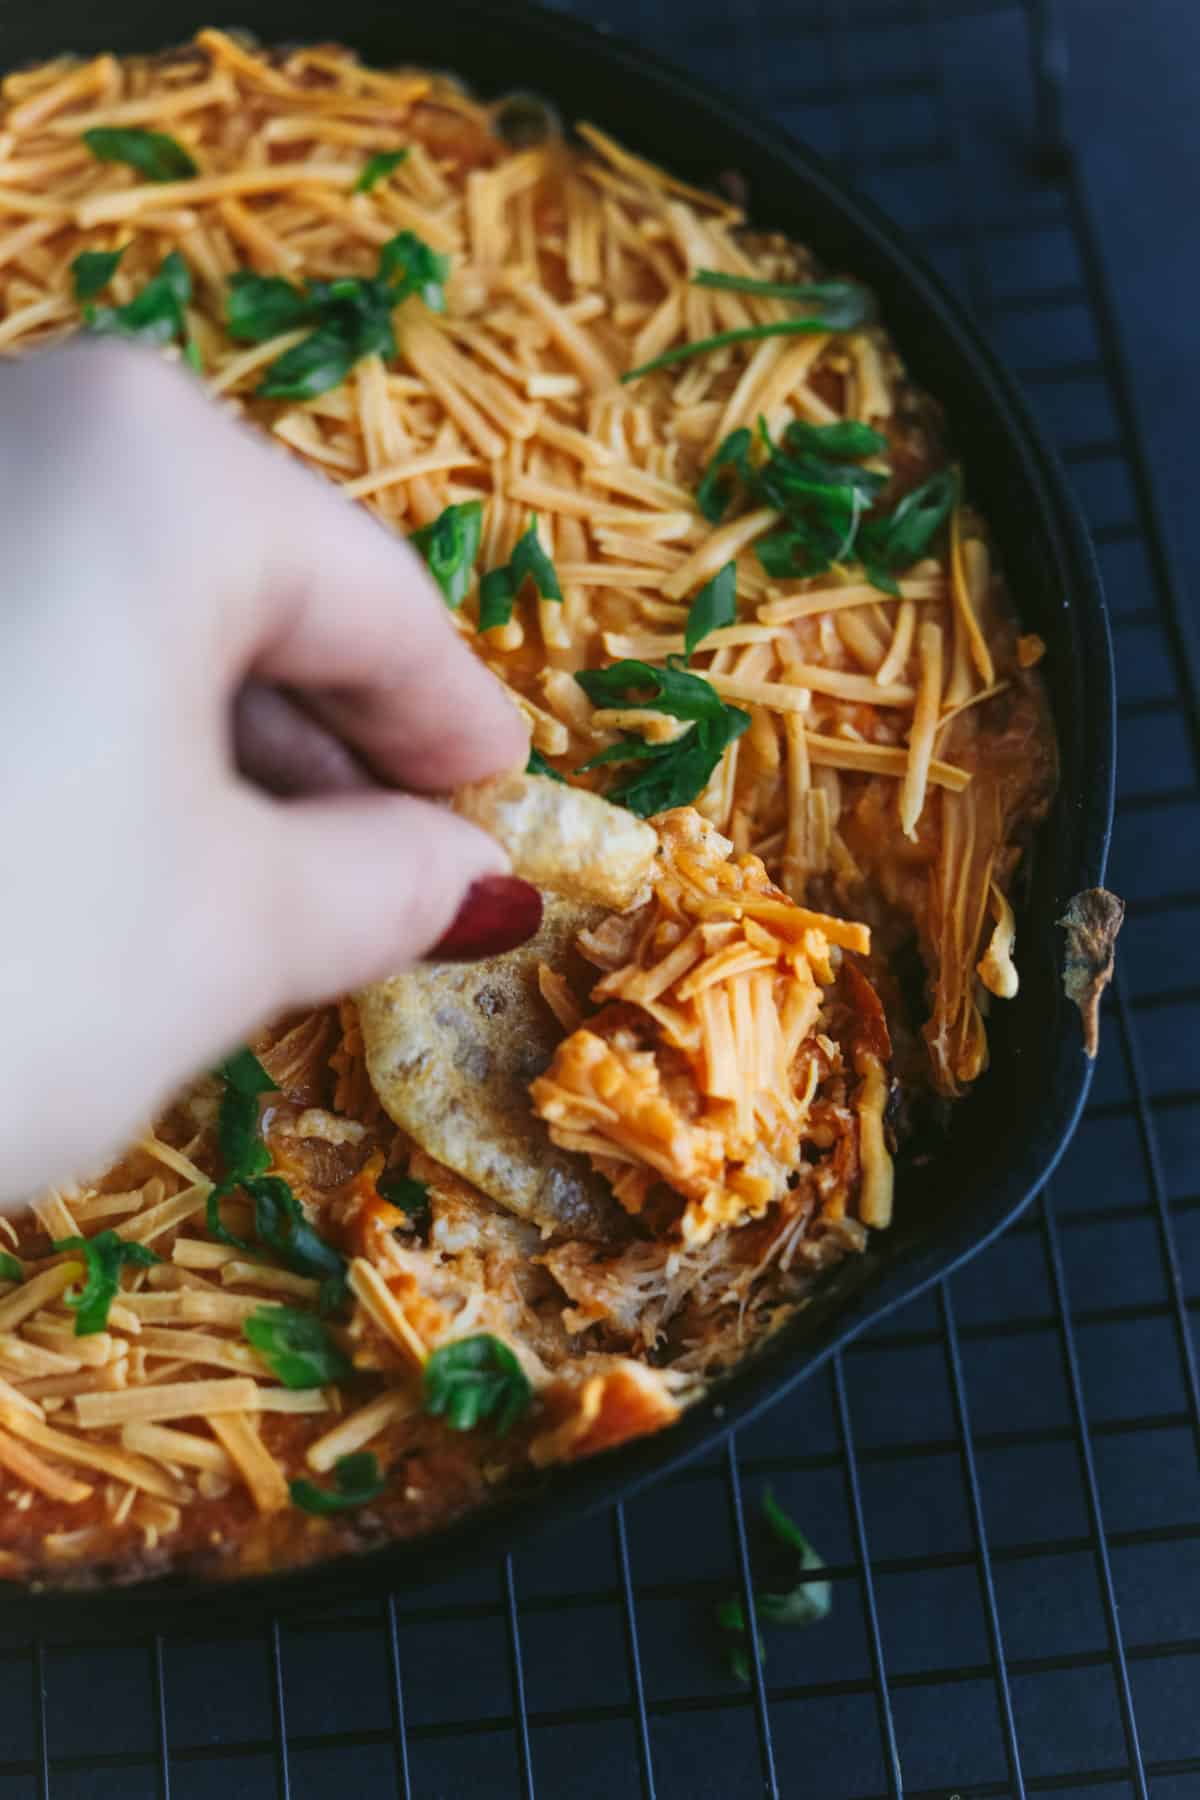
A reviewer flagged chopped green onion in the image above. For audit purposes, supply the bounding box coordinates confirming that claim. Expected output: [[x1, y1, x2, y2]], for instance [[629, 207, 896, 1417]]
[[83, 127, 197, 183], [377, 1173, 431, 1227], [624, 277, 873, 384], [51, 1231, 161, 1337], [86, 249, 192, 352], [692, 416, 891, 584], [225, 271, 318, 342], [696, 427, 754, 524], [754, 418, 887, 509], [778, 419, 888, 459], [70, 246, 126, 301], [423, 1334, 532, 1434], [714, 1599, 767, 1685], [576, 657, 749, 817], [246, 1176, 348, 1315], [479, 516, 561, 632], [715, 1486, 832, 1681], [684, 561, 737, 658], [355, 149, 409, 193], [205, 1049, 275, 1250], [290, 1451, 386, 1514], [204, 1055, 348, 1311], [243, 1304, 352, 1388], [624, 319, 840, 383], [225, 230, 449, 403], [858, 467, 959, 594], [0, 1253, 23, 1283], [691, 271, 873, 322], [215, 1049, 276, 1182], [410, 500, 484, 609], [754, 526, 840, 580], [526, 747, 566, 783], [378, 230, 450, 312], [254, 296, 396, 403]]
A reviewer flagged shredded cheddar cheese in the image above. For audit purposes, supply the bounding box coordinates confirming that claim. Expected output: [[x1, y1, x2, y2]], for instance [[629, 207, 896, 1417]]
[[532, 808, 892, 1247]]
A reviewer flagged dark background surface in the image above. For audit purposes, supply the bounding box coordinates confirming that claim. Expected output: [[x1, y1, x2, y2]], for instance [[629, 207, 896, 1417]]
[[3, 1, 1199, 1795]]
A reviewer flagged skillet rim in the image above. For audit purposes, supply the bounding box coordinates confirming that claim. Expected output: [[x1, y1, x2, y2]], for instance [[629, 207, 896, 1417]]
[[0, 0, 1114, 1633]]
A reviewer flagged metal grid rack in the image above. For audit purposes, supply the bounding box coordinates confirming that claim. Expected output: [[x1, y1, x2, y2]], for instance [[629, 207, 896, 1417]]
[[2, 1, 1198, 1794]]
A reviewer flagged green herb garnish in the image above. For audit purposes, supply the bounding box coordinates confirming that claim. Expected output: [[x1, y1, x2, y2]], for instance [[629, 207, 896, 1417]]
[[526, 747, 566, 783], [714, 1605, 767, 1686], [225, 271, 318, 342], [478, 516, 561, 632], [753, 525, 842, 580], [716, 1487, 832, 1681], [215, 1049, 276, 1181], [755, 418, 889, 508], [623, 275, 873, 383], [378, 1173, 431, 1227], [576, 658, 749, 818], [410, 500, 484, 609], [205, 1053, 349, 1312], [83, 127, 197, 183], [775, 419, 889, 460], [244, 1304, 352, 1388], [70, 246, 126, 302], [86, 248, 192, 352], [696, 428, 755, 524], [751, 419, 886, 570], [290, 1451, 386, 1515], [246, 1176, 348, 1315], [423, 1334, 532, 1434], [691, 272, 873, 321], [684, 561, 737, 659], [753, 496, 865, 582], [51, 1231, 161, 1337], [696, 416, 891, 585], [226, 230, 449, 402], [378, 231, 450, 311], [623, 320, 851, 384], [857, 467, 959, 595], [0, 1253, 23, 1283], [355, 148, 409, 193], [254, 284, 398, 402]]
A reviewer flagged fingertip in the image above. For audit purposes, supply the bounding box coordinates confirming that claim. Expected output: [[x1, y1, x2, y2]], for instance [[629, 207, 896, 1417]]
[[432, 678, 531, 789], [429, 873, 543, 962], [309, 648, 530, 794]]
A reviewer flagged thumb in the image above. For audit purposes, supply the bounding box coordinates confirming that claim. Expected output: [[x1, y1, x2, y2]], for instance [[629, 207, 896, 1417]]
[[237, 790, 543, 1016]]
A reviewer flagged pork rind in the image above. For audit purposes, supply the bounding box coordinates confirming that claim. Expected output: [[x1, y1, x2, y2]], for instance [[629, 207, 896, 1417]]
[[358, 896, 622, 1239], [453, 772, 658, 912]]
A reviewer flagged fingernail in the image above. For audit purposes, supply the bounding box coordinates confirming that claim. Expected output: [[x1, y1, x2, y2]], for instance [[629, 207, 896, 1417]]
[[430, 874, 543, 962]]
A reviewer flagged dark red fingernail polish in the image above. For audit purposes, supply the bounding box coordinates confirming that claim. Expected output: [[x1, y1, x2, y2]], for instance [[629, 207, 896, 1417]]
[[430, 875, 543, 962]]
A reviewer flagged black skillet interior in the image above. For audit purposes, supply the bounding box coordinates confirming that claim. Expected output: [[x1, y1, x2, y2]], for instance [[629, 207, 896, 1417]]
[[0, 1, 1114, 1632]]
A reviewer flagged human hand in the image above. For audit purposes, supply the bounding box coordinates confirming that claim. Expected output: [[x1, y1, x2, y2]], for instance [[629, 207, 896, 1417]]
[[0, 341, 534, 1202]]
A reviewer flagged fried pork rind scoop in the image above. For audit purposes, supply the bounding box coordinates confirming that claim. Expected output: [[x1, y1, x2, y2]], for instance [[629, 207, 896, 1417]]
[[357, 776, 657, 1237], [451, 771, 658, 911]]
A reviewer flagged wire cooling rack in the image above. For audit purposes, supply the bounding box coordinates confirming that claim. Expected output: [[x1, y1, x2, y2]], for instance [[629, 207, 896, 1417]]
[[2, 2, 1198, 1795]]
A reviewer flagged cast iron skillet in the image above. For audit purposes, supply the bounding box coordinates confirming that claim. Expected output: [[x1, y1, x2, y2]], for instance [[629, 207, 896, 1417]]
[[0, 1, 1114, 1632]]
